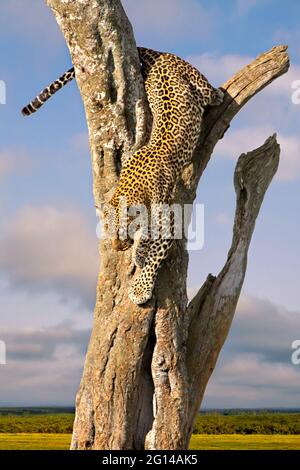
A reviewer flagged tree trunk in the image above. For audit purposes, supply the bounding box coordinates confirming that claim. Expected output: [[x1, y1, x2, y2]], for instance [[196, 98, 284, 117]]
[[46, 0, 289, 450]]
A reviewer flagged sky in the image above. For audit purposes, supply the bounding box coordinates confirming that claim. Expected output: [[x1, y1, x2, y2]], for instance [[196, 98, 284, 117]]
[[0, 0, 299, 408]]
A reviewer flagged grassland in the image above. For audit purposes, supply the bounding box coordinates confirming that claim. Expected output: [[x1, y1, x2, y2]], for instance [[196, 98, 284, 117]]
[[189, 434, 300, 450], [0, 433, 71, 450], [0, 410, 299, 450], [0, 433, 300, 450]]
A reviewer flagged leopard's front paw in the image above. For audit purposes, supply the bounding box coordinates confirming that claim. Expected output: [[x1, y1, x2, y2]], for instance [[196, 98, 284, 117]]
[[132, 235, 149, 269], [133, 251, 145, 269], [211, 88, 224, 106], [128, 278, 153, 305]]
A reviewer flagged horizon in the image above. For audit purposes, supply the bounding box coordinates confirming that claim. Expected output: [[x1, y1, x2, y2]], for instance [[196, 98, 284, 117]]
[[0, 0, 300, 408], [1, 405, 300, 411]]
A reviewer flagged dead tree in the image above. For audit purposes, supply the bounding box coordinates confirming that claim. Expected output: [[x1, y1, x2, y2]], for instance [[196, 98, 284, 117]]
[[46, 0, 289, 450]]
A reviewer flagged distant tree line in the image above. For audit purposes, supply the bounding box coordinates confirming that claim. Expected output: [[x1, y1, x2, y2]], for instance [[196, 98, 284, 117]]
[[0, 412, 299, 435], [194, 413, 300, 435]]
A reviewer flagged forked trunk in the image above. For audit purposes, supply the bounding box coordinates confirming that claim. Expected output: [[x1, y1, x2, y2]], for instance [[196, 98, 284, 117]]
[[46, 0, 289, 450]]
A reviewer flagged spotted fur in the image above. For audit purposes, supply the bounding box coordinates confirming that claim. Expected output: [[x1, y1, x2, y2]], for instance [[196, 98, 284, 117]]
[[110, 48, 223, 304], [22, 47, 223, 305]]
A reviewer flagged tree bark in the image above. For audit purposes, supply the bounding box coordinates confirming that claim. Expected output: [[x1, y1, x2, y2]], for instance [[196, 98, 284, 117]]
[[46, 0, 289, 450]]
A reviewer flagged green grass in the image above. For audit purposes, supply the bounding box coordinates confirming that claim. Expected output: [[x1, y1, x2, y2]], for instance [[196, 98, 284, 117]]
[[0, 433, 71, 450], [0, 414, 74, 434], [0, 433, 300, 450], [189, 434, 300, 450]]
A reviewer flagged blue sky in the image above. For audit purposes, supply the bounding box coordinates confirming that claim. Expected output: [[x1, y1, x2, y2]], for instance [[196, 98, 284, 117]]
[[0, 0, 299, 408]]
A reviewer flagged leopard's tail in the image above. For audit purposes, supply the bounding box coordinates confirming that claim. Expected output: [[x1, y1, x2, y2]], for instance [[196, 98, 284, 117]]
[[21, 67, 75, 116]]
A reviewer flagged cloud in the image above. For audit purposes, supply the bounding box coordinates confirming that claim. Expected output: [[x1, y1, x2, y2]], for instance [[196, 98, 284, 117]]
[[0, 153, 14, 178], [215, 126, 273, 159], [188, 52, 300, 94], [0, 279, 93, 333], [122, 0, 217, 48], [274, 27, 300, 59], [0, 206, 98, 307], [0, 149, 31, 179], [70, 132, 90, 154], [187, 52, 252, 87], [225, 295, 300, 364], [205, 356, 300, 408], [0, 318, 91, 406], [188, 51, 300, 183], [0, 353, 84, 406], [1, 293, 299, 407], [215, 212, 231, 226], [267, 64, 300, 96], [1, 321, 90, 361], [202, 294, 300, 408], [275, 134, 300, 182], [215, 126, 300, 182]]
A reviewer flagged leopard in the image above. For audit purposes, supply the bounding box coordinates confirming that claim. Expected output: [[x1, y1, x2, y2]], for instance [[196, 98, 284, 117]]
[[22, 47, 224, 305]]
